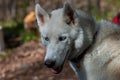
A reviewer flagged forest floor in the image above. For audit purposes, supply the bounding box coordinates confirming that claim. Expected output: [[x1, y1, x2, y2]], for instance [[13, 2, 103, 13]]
[[0, 40, 77, 80]]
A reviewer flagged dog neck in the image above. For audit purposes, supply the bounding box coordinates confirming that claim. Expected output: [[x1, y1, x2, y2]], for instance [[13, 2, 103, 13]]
[[71, 29, 98, 63]]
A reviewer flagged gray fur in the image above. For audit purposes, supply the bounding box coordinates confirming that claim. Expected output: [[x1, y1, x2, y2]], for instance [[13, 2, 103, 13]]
[[35, 2, 120, 80]]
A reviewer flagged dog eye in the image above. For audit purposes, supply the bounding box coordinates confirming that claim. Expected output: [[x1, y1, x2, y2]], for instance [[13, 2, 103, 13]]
[[44, 37, 49, 41], [59, 36, 67, 41]]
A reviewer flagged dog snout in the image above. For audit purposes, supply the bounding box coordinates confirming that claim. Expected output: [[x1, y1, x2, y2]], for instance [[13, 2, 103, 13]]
[[44, 59, 56, 68]]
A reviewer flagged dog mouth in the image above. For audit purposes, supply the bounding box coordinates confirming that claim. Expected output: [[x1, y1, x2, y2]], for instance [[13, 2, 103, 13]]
[[51, 50, 70, 74], [51, 66, 63, 74], [46, 49, 70, 74]]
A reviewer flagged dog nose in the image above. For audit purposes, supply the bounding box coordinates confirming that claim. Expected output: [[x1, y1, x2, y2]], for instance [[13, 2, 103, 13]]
[[44, 59, 55, 68]]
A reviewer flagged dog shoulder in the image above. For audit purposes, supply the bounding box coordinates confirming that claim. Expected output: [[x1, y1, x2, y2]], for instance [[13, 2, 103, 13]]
[[96, 20, 120, 43], [97, 20, 120, 33]]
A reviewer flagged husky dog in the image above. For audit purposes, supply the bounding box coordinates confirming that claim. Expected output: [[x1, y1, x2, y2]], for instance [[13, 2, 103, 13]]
[[35, 2, 120, 80]]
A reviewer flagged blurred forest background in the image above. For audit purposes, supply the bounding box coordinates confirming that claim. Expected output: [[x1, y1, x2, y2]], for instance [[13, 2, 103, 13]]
[[0, 0, 120, 80]]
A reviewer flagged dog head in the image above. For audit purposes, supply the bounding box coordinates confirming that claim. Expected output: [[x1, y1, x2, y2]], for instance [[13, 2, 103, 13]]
[[35, 2, 95, 74]]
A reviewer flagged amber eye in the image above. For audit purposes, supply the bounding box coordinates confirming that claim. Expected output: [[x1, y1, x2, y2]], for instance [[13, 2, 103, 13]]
[[44, 37, 49, 41], [59, 36, 67, 41]]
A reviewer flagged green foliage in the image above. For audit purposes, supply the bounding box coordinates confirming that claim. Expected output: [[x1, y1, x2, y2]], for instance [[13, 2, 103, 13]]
[[2, 20, 24, 37], [0, 52, 10, 60], [20, 31, 38, 43], [106, 0, 120, 8], [0, 21, 38, 48], [0, 20, 18, 28]]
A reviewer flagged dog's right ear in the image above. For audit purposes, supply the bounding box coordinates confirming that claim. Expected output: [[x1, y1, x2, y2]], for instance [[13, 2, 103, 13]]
[[35, 4, 49, 32]]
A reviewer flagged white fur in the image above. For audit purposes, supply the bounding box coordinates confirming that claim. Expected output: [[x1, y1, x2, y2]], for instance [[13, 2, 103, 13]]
[[35, 3, 120, 80]]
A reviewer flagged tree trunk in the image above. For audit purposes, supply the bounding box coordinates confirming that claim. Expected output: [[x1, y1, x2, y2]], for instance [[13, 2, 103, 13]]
[[96, 0, 101, 14], [10, 0, 17, 18], [0, 26, 5, 52], [87, 0, 92, 12]]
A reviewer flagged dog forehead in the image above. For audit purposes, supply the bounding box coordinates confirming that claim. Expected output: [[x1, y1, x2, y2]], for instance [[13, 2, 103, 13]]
[[43, 9, 70, 35], [51, 9, 63, 18], [44, 23, 70, 37]]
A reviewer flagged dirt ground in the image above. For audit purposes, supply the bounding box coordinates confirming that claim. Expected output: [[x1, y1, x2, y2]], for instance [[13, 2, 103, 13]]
[[0, 40, 77, 80]]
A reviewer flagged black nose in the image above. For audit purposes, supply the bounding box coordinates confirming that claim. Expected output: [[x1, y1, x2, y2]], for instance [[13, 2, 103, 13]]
[[44, 59, 55, 68]]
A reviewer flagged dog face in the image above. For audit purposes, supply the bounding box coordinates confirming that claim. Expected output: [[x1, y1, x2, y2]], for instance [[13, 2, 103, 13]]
[[35, 2, 84, 74]]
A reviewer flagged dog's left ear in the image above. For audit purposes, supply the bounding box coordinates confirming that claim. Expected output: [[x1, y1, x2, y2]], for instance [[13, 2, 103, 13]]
[[63, 2, 76, 25]]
